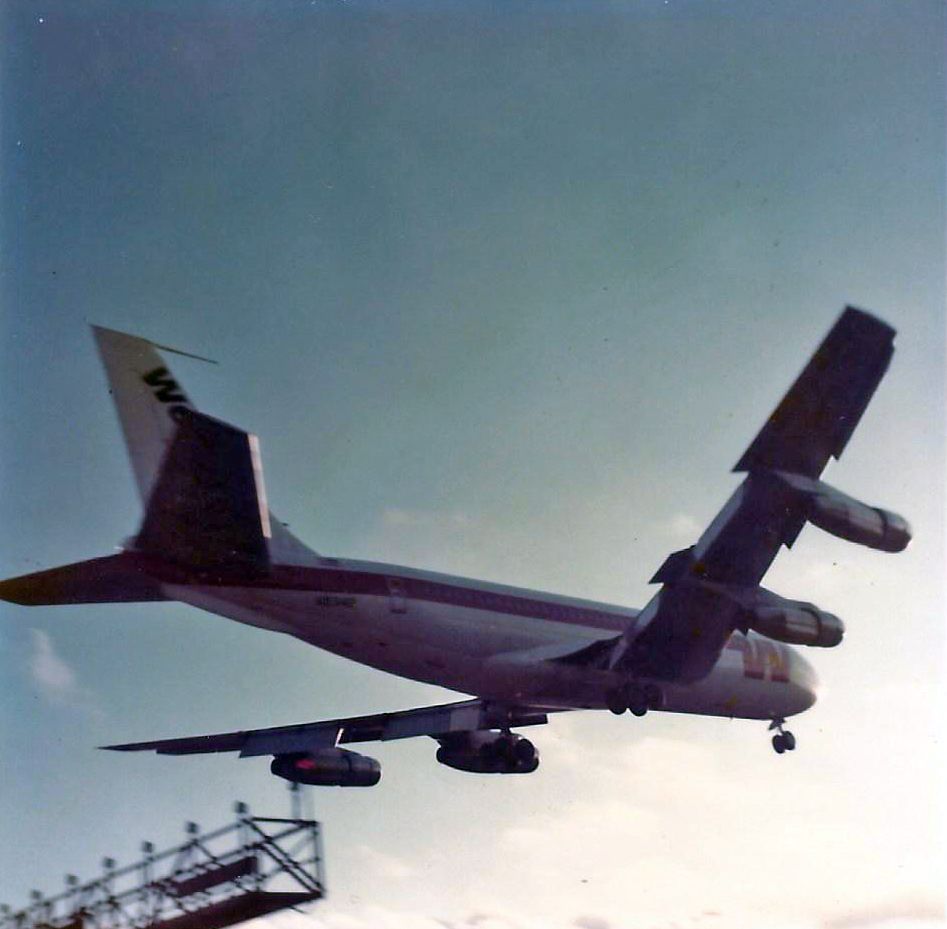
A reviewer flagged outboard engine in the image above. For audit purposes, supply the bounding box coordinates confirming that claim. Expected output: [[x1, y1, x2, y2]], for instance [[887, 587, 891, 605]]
[[270, 747, 381, 786], [772, 471, 911, 553]]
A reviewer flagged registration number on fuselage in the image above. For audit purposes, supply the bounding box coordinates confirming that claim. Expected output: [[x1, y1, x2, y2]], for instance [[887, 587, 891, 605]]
[[315, 594, 357, 609]]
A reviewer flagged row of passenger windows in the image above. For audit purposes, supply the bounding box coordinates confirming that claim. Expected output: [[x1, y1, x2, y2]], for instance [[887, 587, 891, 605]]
[[410, 581, 601, 624]]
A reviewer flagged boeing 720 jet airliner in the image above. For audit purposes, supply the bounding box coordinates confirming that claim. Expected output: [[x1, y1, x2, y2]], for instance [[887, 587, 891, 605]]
[[0, 308, 910, 786]]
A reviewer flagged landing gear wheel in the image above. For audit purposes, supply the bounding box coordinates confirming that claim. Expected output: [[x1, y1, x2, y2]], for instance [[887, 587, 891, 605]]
[[629, 697, 649, 717], [768, 717, 796, 754], [627, 685, 649, 717], [606, 691, 627, 715], [514, 738, 536, 765]]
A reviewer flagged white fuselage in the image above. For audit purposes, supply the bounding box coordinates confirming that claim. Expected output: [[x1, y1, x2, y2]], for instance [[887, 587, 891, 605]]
[[159, 556, 818, 722]]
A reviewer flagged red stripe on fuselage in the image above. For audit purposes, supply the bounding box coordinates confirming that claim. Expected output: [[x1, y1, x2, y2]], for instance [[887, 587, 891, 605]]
[[128, 554, 632, 632]]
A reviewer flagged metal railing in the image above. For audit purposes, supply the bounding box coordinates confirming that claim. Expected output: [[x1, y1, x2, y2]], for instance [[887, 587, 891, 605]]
[[0, 803, 324, 929]]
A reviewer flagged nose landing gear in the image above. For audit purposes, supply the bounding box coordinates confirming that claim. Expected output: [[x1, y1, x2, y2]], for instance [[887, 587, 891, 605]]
[[768, 717, 796, 754]]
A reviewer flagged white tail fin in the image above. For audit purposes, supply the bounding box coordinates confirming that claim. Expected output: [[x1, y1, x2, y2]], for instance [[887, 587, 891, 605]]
[[93, 326, 321, 568], [93, 326, 198, 503]]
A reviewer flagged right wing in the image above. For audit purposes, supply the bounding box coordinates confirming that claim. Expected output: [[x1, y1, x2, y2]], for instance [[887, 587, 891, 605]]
[[103, 699, 550, 757], [572, 308, 904, 681], [652, 306, 897, 590]]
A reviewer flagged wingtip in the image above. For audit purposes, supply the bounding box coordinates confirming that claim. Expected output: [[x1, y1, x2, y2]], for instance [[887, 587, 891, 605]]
[[840, 305, 897, 339]]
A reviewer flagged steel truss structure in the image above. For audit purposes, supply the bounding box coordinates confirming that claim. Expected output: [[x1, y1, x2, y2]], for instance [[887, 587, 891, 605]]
[[1, 804, 324, 929]]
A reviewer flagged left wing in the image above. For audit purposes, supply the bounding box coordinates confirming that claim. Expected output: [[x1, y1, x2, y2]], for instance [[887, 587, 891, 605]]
[[103, 699, 549, 757]]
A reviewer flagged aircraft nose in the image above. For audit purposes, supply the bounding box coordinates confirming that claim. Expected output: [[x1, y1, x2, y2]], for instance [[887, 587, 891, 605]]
[[791, 650, 820, 714]]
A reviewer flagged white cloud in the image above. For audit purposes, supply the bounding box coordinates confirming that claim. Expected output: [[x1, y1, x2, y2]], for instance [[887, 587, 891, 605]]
[[29, 628, 77, 700], [265, 905, 552, 929], [573, 916, 612, 929], [259, 902, 945, 929], [28, 628, 101, 717], [821, 895, 945, 928], [663, 513, 701, 540], [351, 844, 415, 880]]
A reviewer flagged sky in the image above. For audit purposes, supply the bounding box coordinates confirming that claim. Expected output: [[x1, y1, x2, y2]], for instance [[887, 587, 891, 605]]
[[1, 2, 944, 928]]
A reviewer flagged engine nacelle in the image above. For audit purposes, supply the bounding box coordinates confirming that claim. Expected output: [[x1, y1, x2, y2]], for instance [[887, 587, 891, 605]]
[[748, 600, 844, 648], [774, 471, 911, 553], [436, 731, 539, 775], [807, 493, 910, 553], [270, 748, 381, 787]]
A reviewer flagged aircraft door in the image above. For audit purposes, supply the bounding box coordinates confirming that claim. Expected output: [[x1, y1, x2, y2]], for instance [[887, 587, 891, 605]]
[[386, 577, 407, 614]]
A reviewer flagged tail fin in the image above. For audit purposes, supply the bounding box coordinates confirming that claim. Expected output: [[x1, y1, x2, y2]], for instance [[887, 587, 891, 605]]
[[93, 326, 321, 569], [0, 329, 322, 607], [92, 326, 198, 504]]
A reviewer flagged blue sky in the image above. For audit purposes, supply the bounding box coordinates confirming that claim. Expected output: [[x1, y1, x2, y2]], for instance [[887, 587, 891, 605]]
[[1, 2, 944, 928]]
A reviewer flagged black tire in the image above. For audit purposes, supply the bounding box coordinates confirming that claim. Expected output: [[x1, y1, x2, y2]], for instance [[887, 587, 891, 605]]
[[772, 734, 786, 754], [606, 692, 627, 715], [630, 700, 649, 718], [782, 731, 796, 751], [514, 739, 536, 764]]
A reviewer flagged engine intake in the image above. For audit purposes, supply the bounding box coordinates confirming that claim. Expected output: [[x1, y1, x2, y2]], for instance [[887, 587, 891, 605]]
[[270, 748, 381, 787], [436, 731, 539, 775]]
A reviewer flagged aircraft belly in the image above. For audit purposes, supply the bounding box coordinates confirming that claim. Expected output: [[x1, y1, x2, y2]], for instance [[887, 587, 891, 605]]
[[160, 584, 596, 695], [160, 586, 813, 720]]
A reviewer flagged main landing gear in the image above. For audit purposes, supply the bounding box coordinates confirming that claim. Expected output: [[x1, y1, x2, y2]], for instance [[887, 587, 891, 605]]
[[606, 683, 663, 717], [769, 717, 797, 754]]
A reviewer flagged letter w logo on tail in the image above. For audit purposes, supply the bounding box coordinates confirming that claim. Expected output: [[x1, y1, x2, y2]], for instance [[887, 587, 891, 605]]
[[143, 367, 187, 403]]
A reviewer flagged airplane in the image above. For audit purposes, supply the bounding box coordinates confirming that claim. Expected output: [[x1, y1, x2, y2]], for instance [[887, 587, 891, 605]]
[[0, 308, 911, 786]]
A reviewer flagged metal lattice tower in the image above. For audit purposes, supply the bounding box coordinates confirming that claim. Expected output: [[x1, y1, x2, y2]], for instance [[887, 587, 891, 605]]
[[0, 803, 324, 929]]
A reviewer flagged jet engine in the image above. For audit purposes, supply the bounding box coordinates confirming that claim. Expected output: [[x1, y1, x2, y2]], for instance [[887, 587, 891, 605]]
[[270, 747, 381, 787], [807, 492, 910, 553], [773, 471, 911, 553], [747, 598, 844, 648], [435, 731, 539, 774]]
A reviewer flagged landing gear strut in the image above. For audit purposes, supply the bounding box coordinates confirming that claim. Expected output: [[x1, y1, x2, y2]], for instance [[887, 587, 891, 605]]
[[768, 717, 796, 754]]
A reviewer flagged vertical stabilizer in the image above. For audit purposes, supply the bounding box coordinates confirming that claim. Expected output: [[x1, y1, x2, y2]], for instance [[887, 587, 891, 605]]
[[93, 326, 197, 504], [92, 326, 323, 568]]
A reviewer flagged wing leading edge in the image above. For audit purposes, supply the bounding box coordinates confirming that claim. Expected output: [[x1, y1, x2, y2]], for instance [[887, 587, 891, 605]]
[[103, 699, 549, 758]]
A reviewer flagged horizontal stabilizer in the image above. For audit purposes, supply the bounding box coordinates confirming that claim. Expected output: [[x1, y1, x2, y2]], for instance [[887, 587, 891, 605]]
[[135, 411, 272, 574], [0, 555, 166, 605]]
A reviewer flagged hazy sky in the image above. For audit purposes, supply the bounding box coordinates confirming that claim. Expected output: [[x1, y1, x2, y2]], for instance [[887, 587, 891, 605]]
[[1, 2, 944, 928]]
